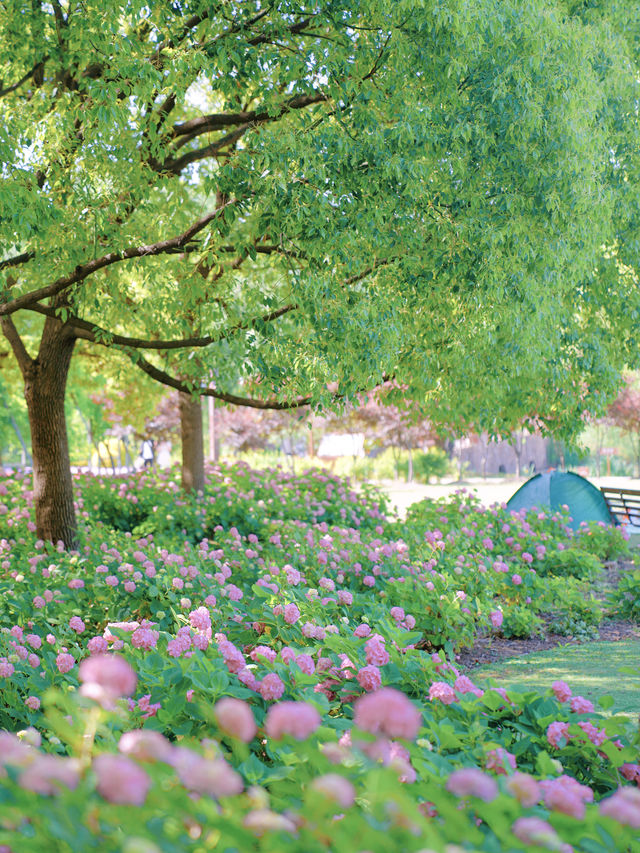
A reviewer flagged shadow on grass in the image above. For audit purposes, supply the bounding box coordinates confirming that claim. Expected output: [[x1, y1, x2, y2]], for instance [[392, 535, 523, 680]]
[[474, 640, 640, 717]]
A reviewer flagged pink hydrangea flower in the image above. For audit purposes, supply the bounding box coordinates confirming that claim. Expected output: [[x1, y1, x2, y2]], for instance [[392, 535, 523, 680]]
[[600, 787, 640, 827], [490, 610, 503, 628], [119, 730, 173, 763], [365, 637, 390, 667], [55, 653, 75, 674], [353, 624, 371, 638], [69, 616, 85, 633], [506, 772, 541, 807], [189, 607, 211, 632], [485, 747, 516, 775], [354, 688, 421, 740], [250, 645, 277, 664], [87, 636, 109, 654], [552, 680, 572, 702], [540, 775, 593, 819], [547, 721, 570, 748], [295, 654, 315, 675], [512, 817, 559, 846], [214, 698, 257, 742], [25, 696, 41, 711], [93, 754, 151, 805], [570, 695, 594, 714], [577, 721, 606, 746], [78, 653, 137, 705], [265, 701, 321, 740], [259, 673, 285, 701], [446, 768, 498, 802], [19, 754, 80, 795], [131, 627, 159, 650], [311, 773, 355, 808], [454, 675, 483, 697], [357, 665, 382, 692], [428, 681, 456, 705]]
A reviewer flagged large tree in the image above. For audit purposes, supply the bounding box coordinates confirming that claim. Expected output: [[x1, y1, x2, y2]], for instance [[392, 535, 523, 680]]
[[1, 0, 640, 545]]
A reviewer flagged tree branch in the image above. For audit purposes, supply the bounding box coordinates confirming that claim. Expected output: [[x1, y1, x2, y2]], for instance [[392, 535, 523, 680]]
[[163, 126, 250, 173], [128, 352, 312, 410], [0, 202, 235, 317], [26, 302, 298, 350], [0, 316, 33, 375], [171, 93, 328, 149], [0, 252, 35, 272], [0, 57, 49, 98]]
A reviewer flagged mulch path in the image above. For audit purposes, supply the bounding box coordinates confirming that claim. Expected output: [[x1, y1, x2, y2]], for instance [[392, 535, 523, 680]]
[[456, 559, 640, 670]]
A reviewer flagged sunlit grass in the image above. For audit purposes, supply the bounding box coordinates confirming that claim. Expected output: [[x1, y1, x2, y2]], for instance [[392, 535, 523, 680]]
[[474, 641, 640, 718]]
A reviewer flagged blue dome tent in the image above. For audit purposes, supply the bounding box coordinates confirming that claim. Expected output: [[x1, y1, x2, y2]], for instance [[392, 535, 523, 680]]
[[506, 471, 614, 530]]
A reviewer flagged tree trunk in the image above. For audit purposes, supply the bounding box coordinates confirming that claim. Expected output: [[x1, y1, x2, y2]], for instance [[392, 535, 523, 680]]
[[407, 447, 413, 483], [179, 392, 205, 493], [23, 324, 78, 547]]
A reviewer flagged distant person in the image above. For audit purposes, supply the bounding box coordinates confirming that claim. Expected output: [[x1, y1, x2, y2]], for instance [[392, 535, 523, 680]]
[[141, 440, 154, 468]]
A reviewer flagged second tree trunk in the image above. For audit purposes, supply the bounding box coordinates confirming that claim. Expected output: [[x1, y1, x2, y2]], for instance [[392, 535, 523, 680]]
[[179, 392, 205, 493]]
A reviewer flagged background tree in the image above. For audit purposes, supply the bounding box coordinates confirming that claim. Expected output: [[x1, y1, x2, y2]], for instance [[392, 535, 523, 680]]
[[2, 0, 640, 545], [607, 376, 640, 476]]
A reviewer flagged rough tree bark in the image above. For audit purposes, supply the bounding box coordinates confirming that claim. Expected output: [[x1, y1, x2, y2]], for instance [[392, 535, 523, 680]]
[[2, 313, 78, 546], [179, 392, 205, 493]]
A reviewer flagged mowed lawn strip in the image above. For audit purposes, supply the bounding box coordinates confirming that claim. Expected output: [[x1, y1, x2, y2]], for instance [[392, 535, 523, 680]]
[[473, 640, 640, 717]]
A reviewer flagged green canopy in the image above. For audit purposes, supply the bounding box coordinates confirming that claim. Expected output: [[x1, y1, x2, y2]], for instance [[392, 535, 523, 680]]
[[506, 471, 614, 530]]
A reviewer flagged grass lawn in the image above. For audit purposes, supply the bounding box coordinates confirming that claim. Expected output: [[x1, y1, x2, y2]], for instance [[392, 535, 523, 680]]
[[473, 640, 640, 718]]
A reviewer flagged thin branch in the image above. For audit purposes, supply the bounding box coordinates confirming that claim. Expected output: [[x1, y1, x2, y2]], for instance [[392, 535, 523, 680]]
[[0, 252, 35, 272], [0, 57, 49, 98], [26, 302, 298, 350], [0, 202, 235, 317], [171, 93, 328, 148], [163, 126, 250, 173], [0, 316, 33, 374], [128, 352, 312, 410]]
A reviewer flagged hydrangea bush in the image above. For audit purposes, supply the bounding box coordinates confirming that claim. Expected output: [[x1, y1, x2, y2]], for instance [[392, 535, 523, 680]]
[[0, 466, 637, 852]]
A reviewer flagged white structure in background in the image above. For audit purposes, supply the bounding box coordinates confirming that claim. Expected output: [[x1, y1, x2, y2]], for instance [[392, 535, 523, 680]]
[[156, 441, 172, 468], [317, 433, 365, 458]]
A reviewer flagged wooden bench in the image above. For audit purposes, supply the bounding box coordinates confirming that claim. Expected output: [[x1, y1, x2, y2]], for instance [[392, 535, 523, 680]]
[[600, 487, 640, 527]]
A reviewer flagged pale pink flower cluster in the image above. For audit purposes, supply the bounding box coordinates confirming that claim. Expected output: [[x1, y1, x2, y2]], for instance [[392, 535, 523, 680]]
[[214, 697, 257, 742], [265, 701, 321, 740], [600, 786, 640, 827], [364, 635, 389, 666], [69, 616, 85, 633], [356, 665, 381, 692], [172, 748, 243, 798], [311, 773, 355, 808], [540, 774, 593, 819], [570, 695, 594, 714], [428, 681, 456, 705], [119, 730, 173, 763], [93, 754, 151, 805], [446, 767, 498, 802], [20, 754, 81, 796], [354, 688, 421, 740], [485, 747, 516, 775], [131, 626, 159, 650], [283, 603, 300, 624], [55, 652, 75, 674], [552, 680, 572, 702], [259, 672, 285, 701], [512, 817, 560, 847], [78, 653, 137, 707], [505, 772, 541, 807], [453, 675, 483, 697], [546, 721, 570, 748]]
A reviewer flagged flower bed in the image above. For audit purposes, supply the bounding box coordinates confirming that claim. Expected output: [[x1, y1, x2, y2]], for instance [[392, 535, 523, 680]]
[[0, 466, 638, 852]]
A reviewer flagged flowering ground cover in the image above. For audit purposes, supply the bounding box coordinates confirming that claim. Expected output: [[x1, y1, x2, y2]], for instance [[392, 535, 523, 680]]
[[0, 465, 639, 852]]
